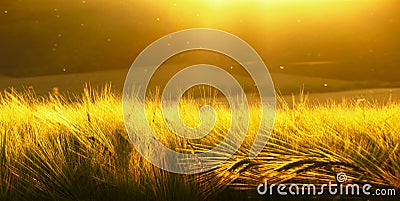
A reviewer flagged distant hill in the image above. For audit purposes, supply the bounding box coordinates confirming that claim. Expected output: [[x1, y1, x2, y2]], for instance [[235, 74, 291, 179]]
[[2, 68, 399, 97]]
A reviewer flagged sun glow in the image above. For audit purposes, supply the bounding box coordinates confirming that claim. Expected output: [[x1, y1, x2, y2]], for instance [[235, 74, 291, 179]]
[[148, 0, 382, 26]]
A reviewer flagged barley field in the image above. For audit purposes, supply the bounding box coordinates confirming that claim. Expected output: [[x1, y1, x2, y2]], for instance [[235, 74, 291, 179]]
[[0, 85, 399, 201]]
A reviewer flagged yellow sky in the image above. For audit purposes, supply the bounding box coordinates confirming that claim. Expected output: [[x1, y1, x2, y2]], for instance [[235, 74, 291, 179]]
[[148, 0, 382, 27], [1, 0, 398, 80]]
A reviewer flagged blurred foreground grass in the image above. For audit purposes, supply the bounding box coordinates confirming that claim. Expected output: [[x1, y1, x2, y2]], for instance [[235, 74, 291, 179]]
[[0, 85, 399, 201]]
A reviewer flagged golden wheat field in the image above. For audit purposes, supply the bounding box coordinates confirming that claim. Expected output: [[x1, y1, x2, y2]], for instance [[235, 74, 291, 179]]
[[0, 85, 399, 201]]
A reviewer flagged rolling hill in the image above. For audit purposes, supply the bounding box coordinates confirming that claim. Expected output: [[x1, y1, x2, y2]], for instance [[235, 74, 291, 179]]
[[1, 68, 399, 103]]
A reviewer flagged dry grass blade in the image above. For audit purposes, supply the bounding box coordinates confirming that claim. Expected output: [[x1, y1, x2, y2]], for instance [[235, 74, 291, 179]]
[[0, 85, 399, 200]]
